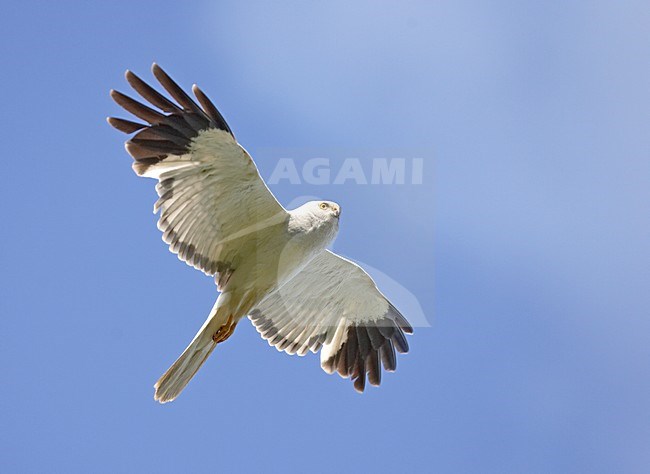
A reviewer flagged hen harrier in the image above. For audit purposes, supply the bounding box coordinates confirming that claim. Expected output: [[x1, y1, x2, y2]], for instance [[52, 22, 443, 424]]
[[108, 64, 413, 403]]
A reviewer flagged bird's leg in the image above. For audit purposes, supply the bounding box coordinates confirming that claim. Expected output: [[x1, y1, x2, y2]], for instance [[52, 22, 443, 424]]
[[220, 316, 237, 342], [212, 314, 236, 344]]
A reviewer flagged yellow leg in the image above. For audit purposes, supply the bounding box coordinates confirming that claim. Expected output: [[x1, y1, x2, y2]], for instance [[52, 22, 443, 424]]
[[212, 315, 236, 343]]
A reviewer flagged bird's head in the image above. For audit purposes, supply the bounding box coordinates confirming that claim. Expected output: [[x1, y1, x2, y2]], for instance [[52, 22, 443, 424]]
[[289, 200, 341, 243], [291, 200, 341, 232], [309, 200, 341, 221]]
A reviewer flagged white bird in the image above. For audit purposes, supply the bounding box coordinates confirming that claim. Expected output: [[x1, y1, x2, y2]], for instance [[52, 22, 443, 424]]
[[108, 64, 413, 403]]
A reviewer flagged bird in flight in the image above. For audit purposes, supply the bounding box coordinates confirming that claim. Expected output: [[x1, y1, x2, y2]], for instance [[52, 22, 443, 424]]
[[108, 64, 413, 403]]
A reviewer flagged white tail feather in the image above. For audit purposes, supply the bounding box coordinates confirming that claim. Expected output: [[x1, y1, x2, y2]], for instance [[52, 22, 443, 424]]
[[153, 297, 228, 403]]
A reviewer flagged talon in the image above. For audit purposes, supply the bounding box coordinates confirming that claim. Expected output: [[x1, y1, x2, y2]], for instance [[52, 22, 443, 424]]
[[212, 315, 235, 343]]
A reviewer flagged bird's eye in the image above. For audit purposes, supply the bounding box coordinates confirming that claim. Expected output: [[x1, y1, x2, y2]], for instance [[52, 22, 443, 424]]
[[319, 203, 328, 210]]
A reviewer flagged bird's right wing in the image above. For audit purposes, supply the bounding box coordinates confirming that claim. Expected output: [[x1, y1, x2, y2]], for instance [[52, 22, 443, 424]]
[[249, 250, 413, 392], [108, 64, 288, 288]]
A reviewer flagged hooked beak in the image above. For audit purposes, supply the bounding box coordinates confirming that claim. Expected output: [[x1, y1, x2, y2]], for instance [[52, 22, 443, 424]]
[[334, 207, 341, 218]]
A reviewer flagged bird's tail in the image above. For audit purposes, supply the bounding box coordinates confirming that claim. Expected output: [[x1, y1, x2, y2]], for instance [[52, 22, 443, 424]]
[[154, 295, 234, 403]]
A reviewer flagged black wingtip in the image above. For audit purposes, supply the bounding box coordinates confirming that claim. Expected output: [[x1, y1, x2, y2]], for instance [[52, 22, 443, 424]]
[[109, 89, 127, 104], [390, 303, 414, 334], [124, 70, 138, 88], [151, 62, 165, 78], [125, 70, 142, 88], [353, 372, 366, 393], [107, 117, 147, 134], [192, 84, 234, 136], [110, 63, 235, 154]]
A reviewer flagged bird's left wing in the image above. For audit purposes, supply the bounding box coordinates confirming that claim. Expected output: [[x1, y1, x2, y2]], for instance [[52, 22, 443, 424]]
[[108, 64, 288, 288], [250, 250, 413, 392]]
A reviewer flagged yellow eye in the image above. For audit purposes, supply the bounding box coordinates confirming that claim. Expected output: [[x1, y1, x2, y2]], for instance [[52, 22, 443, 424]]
[[319, 203, 328, 210]]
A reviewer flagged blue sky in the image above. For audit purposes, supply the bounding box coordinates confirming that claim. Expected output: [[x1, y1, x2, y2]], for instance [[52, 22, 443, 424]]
[[2, 1, 649, 472]]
